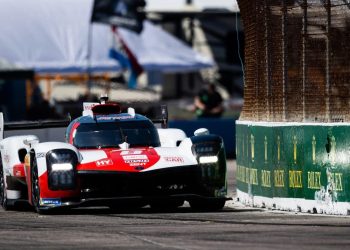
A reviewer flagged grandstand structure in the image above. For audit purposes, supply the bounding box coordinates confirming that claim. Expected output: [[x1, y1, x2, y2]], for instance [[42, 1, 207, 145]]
[[238, 0, 350, 122]]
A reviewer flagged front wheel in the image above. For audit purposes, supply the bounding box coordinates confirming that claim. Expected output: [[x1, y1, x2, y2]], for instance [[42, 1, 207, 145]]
[[189, 199, 226, 211], [0, 160, 8, 210], [31, 157, 45, 214]]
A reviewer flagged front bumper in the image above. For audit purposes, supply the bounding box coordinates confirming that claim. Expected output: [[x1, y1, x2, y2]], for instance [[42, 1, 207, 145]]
[[78, 165, 226, 199], [41, 164, 228, 209], [39, 194, 231, 212]]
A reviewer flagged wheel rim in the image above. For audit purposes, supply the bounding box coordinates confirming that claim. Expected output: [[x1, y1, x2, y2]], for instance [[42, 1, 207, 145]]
[[31, 160, 40, 209]]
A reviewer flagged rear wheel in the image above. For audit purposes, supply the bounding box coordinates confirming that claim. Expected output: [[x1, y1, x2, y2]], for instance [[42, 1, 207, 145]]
[[31, 157, 44, 214], [189, 199, 226, 211]]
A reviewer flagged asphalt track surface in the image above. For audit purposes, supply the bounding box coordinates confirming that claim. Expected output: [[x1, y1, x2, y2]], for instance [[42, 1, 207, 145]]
[[1, 161, 350, 250]]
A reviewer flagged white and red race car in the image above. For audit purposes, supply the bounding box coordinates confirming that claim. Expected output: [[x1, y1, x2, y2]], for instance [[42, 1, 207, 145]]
[[0, 97, 228, 213]]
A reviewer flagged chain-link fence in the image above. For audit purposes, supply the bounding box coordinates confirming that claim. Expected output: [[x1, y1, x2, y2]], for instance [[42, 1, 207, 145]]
[[238, 0, 350, 122]]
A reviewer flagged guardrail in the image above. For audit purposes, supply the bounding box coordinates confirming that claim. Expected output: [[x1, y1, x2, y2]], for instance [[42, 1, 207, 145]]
[[236, 120, 350, 215]]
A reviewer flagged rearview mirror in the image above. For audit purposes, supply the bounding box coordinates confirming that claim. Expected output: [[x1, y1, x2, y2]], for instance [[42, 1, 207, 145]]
[[23, 138, 39, 147], [194, 128, 209, 136]]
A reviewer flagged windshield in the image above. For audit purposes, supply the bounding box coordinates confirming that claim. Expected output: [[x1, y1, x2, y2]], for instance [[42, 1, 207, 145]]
[[73, 120, 160, 149]]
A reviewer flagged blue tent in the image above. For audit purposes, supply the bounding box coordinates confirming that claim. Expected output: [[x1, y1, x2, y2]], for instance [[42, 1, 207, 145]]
[[0, 0, 214, 74]]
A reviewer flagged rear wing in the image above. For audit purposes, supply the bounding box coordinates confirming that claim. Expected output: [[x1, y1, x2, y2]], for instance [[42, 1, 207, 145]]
[[0, 105, 168, 140], [83, 101, 168, 129], [0, 112, 70, 140]]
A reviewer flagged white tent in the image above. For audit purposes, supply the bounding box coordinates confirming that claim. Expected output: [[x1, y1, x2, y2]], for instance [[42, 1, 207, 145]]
[[0, 0, 214, 74], [0, 58, 16, 70]]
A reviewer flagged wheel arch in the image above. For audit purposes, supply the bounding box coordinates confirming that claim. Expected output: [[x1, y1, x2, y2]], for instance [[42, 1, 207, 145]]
[[31, 142, 80, 177]]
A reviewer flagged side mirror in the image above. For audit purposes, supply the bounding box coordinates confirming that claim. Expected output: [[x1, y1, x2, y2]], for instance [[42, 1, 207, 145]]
[[23, 138, 39, 147], [194, 128, 209, 136]]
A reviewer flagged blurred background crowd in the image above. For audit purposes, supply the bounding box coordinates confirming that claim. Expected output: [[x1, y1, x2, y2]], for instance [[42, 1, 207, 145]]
[[0, 0, 243, 122], [0, 0, 243, 156]]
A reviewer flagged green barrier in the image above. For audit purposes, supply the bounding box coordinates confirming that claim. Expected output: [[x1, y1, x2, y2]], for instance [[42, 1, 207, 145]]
[[236, 121, 350, 215]]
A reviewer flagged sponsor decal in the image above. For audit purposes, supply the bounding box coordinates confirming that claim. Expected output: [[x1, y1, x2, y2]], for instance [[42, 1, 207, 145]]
[[114, 148, 160, 170], [128, 162, 147, 166], [120, 150, 142, 155], [122, 154, 150, 166], [41, 198, 62, 206], [83, 102, 99, 111], [97, 115, 133, 121], [13, 164, 25, 177], [96, 159, 114, 167], [122, 155, 148, 161], [164, 156, 185, 163], [36, 152, 45, 158], [125, 159, 148, 163]]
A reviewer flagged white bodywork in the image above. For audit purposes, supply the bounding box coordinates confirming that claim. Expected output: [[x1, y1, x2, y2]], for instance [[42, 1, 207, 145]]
[[0, 135, 37, 176], [77, 130, 198, 171], [0, 135, 37, 199], [0, 109, 207, 203], [0, 137, 79, 199], [0, 125, 198, 178], [148, 137, 197, 171], [157, 128, 187, 147]]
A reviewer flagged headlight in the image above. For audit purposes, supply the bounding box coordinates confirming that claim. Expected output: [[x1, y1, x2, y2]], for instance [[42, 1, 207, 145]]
[[191, 135, 223, 165], [51, 163, 73, 172], [46, 149, 78, 190], [199, 156, 218, 164]]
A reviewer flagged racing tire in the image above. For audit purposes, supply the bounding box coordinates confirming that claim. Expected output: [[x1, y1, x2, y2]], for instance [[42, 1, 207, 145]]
[[31, 157, 45, 214], [0, 156, 9, 210], [189, 199, 226, 212], [150, 199, 184, 211]]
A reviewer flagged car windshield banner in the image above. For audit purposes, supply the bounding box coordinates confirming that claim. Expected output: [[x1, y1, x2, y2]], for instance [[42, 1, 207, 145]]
[[91, 0, 146, 33]]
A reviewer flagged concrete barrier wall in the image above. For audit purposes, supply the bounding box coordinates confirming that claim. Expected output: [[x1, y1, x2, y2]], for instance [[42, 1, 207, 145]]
[[236, 120, 350, 215]]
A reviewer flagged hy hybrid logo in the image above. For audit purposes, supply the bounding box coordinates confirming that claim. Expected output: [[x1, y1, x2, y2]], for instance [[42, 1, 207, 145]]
[[96, 159, 113, 166]]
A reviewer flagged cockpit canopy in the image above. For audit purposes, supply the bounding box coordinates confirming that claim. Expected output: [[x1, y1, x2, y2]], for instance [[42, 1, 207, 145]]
[[73, 119, 160, 149]]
